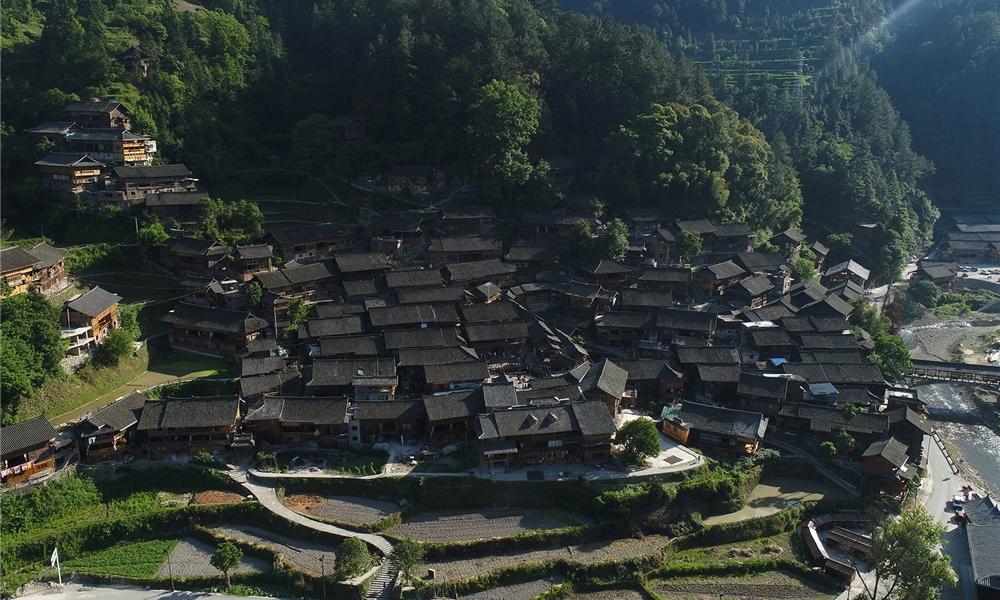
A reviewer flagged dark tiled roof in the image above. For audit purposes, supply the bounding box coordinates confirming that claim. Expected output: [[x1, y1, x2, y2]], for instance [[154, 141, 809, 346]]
[[781, 404, 888, 434], [620, 290, 673, 309], [383, 327, 460, 349], [675, 219, 717, 235], [66, 286, 121, 317], [313, 304, 366, 319], [29, 121, 77, 135], [460, 302, 519, 324], [810, 317, 851, 332], [269, 223, 351, 245], [582, 359, 628, 400], [825, 259, 871, 281], [888, 407, 933, 436], [639, 268, 691, 284], [863, 436, 909, 468], [240, 371, 299, 398], [782, 363, 885, 386], [236, 244, 272, 260], [737, 373, 791, 399], [964, 496, 1000, 583], [697, 365, 741, 383], [245, 396, 348, 425], [714, 223, 752, 237], [317, 334, 384, 358], [464, 321, 531, 343], [676, 346, 739, 365], [64, 100, 124, 113], [800, 351, 865, 364], [749, 328, 794, 347], [308, 358, 397, 387], [396, 346, 477, 366], [700, 260, 746, 280], [168, 237, 226, 258], [505, 245, 558, 262], [477, 401, 614, 439], [343, 279, 379, 297], [522, 210, 582, 226], [161, 303, 267, 335], [483, 383, 518, 409], [444, 259, 516, 283], [676, 401, 768, 440], [423, 389, 485, 422], [369, 304, 458, 328], [799, 334, 859, 350], [353, 400, 423, 421], [334, 252, 391, 274], [300, 316, 366, 339], [617, 359, 681, 382], [736, 275, 774, 296], [656, 309, 717, 333], [1, 246, 42, 273], [240, 356, 287, 377], [0, 416, 57, 457], [114, 164, 192, 179], [384, 269, 442, 289], [67, 128, 147, 142], [734, 252, 788, 272], [146, 191, 205, 207], [35, 152, 104, 167], [396, 286, 466, 305], [423, 361, 488, 385], [427, 237, 498, 253], [81, 392, 147, 434], [29, 244, 68, 270], [582, 259, 632, 275], [441, 205, 495, 220], [594, 311, 653, 330], [771, 228, 806, 244], [137, 397, 239, 430]]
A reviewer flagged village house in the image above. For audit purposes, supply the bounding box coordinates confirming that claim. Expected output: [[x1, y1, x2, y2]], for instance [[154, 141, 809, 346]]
[[243, 396, 349, 448], [383, 327, 462, 350], [383, 165, 446, 194], [144, 191, 204, 223], [34, 153, 105, 197], [64, 128, 155, 165], [334, 252, 392, 281], [442, 259, 517, 288], [62, 100, 132, 129], [661, 401, 768, 455], [860, 436, 916, 500], [426, 236, 501, 266], [423, 388, 486, 444], [727, 275, 775, 309], [463, 320, 531, 356], [0, 417, 60, 485], [0, 243, 68, 297], [268, 224, 355, 263], [962, 496, 1000, 599], [161, 237, 228, 278], [368, 304, 460, 331], [636, 267, 692, 297], [256, 260, 339, 303], [422, 361, 489, 393], [693, 260, 747, 297], [712, 223, 756, 254], [822, 260, 871, 289], [73, 392, 147, 462], [28, 121, 78, 146], [384, 268, 444, 291], [578, 259, 634, 288], [475, 401, 616, 469], [137, 396, 241, 455], [504, 244, 560, 279], [617, 358, 685, 402], [624, 208, 665, 235], [307, 358, 398, 401], [913, 262, 957, 287], [520, 210, 584, 243], [438, 206, 496, 237], [770, 228, 807, 256], [161, 302, 268, 356], [111, 164, 197, 205], [352, 400, 426, 446], [1, 246, 42, 296], [61, 286, 122, 356], [235, 244, 275, 281]]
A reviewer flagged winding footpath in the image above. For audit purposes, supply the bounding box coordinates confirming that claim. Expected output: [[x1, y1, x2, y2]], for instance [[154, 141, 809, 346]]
[[227, 468, 394, 555]]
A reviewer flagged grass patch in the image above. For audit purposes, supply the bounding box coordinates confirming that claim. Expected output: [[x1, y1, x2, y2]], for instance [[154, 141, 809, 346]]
[[62, 539, 178, 578], [15, 345, 150, 423], [266, 448, 388, 476]]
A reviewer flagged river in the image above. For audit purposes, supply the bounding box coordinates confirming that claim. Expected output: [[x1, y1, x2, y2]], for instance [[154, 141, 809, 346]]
[[919, 382, 1000, 496]]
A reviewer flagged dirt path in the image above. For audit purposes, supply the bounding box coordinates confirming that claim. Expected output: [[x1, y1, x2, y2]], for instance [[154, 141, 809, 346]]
[[422, 535, 668, 582]]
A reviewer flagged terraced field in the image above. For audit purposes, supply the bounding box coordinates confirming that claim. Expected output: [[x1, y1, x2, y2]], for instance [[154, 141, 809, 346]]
[[284, 494, 398, 528], [651, 571, 837, 599], [460, 576, 563, 600], [212, 525, 338, 576], [566, 588, 647, 600], [390, 509, 587, 542], [422, 534, 668, 581], [158, 538, 270, 578]]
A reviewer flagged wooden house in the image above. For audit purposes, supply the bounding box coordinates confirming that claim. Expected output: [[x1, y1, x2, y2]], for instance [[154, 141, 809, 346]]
[[426, 237, 500, 266], [861, 436, 915, 500], [822, 260, 871, 289], [64, 128, 154, 166], [161, 237, 228, 278], [137, 396, 240, 455], [235, 244, 275, 282], [111, 164, 197, 204], [442, 259, 517, 288], [268, 224, 355, 263], [145, 191, 204, 224], [161, 303, 268, 357], [243, 396, 349, 448], [75, 392, 146, 462], [693, 260, 747, 297], [352, 400, 425, 446], [62, 100, 131, 129], [423, 388, 486, 443], [307, 358, 398, 401], [519, 211, 583, 243], [438, 206, 496, 237], [662, 401, 768, 455], [62, 286, 122, 356], [35, 153, 105, 197], [0, 417, 58, 485]]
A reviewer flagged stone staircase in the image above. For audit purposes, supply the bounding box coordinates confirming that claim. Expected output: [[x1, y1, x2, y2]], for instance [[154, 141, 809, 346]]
[[365, 559, 398, 600]]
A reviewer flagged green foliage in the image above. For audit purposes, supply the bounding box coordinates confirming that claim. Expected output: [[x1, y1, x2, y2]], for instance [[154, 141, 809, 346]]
[[192, 451, 220, 468], [791, 257, 817, 282], [245, 281, 264, 310], [91, 328, 135, 367], [211, 542, 244, 588], [864, 506, 957, 600], [138, 217, 170, 247], [676, 230, 702, 263], [63, 539, 178, 578], [468, 79, 541, 188], [603, 98, 802, 235], [200, 198, 264, 247], [870, 332, 913, 381], [334, 538, 371, 579], [283, 298, 309, 340], [2, 475, 103, 535], [674, 503, 815, 550], [617, 419, 660, 467], [676, 465, 762, 516], [64, 243, 136, 274], [389, 538, 425, 583], [0, 289, 64, 423], [909, 279, 940, 308], [601, 218, 630, 263], [819, 441, 838, 459]]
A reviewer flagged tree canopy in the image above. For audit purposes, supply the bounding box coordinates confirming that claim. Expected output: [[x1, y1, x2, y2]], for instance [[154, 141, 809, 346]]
[[1, 289, 64, 424]]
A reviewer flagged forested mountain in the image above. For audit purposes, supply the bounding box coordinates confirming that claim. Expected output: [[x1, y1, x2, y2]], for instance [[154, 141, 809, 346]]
[[3, 0, 992, 283]]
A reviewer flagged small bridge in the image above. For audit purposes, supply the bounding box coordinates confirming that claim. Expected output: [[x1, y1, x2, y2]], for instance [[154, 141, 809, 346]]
[[908, 359, 1000, 387]]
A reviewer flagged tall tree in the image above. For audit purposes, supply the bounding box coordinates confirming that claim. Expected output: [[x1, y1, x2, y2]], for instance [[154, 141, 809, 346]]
[[467, 79, 541, 187], [858, 506, 956, 599]]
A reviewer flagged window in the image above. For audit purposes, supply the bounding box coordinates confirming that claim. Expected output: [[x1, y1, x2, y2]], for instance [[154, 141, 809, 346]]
[[547, 439, 563, 448]]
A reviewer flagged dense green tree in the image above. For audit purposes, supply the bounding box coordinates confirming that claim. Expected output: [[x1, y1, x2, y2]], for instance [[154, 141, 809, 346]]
[[871, 333, 912, 382], [200, 198, 264, 247], [861, 506, 956, 599], [600, 218, 630, 262], [909, 279, 940, 308], [138, 217, 170, 247], [92, 329, 135, 367], [389, 538, 425, 583], [617, 418, 660, 467], [210, 542, 243, 588], [335, 538, 371, 579], [467, 79, 541, 187], [791, 257, 817, 282], [604, 99, 801, 236], [834, 430, 855, 456], [0, 289, 65, 423], [245, 281, 264, 310], [676, 230, 702, 264]]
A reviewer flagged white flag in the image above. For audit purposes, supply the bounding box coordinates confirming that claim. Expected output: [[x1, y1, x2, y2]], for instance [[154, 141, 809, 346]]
[[50, 548, 58, 567]]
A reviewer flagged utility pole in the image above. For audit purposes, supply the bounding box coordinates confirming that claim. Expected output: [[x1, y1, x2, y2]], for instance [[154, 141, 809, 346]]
[[320, 554, 326, 599], [167, 549, 175, 591]]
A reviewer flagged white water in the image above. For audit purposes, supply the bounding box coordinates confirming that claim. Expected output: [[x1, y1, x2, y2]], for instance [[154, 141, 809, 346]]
[[920, 383, 1000, 496]]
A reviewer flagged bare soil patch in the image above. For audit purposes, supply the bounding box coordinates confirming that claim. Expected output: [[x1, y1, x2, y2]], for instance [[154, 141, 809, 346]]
[[422, 534, 667, 582], [460, 576, 563, 600], [652, 571, 837, 599], [284, 494, 398, 528], [212, 525, 339, 576], [567, 588, 647, 600], [390, 509, 587, 542], [193, 490, 245, 505], [158, 538, 269, 578]]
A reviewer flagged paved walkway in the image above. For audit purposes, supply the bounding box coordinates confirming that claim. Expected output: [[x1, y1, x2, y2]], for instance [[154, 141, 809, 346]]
[[16, 582, 275, 600], [229, 469, 393, 556]]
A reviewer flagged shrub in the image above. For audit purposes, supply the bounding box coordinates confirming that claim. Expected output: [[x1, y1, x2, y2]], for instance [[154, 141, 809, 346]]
[[91, 329, 136, 367], [335, 538, 371, 579], [617, 419, 660, 467]]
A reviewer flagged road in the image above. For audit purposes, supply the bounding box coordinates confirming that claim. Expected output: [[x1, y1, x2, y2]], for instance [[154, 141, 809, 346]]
[[16, 582, 275, 600], [924, 438, 977, 600]]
